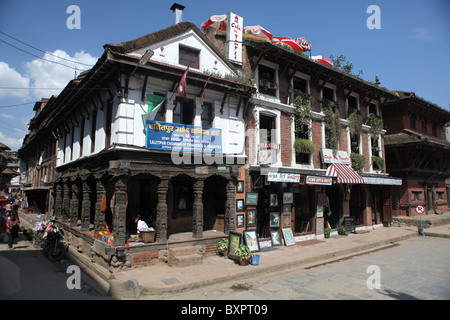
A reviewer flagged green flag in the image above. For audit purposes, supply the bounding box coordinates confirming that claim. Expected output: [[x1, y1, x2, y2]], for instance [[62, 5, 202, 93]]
[[148, 94, 165, 113]]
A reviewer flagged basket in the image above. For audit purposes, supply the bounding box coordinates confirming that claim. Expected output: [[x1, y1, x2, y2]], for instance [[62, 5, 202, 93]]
[[251, 254, 260, 266], [139, 231, 155, 243]]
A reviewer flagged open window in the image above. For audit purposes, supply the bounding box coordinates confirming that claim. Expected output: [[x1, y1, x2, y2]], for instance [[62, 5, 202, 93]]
[[173, 98, 194, 125], [258, 64, 278, 97]]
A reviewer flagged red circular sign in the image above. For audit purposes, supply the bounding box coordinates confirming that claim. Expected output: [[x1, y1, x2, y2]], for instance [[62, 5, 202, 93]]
[[415, 205, 425, 214]]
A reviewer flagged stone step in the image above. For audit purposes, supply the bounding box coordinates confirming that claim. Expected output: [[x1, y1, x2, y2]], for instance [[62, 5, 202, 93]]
[[169, 246, 197, 257], [168, 253, 203, 267]]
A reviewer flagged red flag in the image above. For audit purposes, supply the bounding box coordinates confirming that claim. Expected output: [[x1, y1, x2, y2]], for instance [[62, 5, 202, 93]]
[[201, 75, 211, 103], [177, 66, 189, 100]]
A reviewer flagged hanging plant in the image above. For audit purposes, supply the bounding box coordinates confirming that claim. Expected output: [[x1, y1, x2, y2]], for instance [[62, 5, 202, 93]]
[[294, 138, 316, 154], [350, 153, 365, 172], [368, 116, 383, 140], [372, 155, 384, 172], [348, 111, 363, 137], [289, 92, 313, 137], [322, 100, 341, 153]]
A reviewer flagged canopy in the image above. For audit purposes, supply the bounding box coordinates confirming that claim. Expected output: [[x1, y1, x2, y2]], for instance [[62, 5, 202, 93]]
[[311, 55, 333, 67], [272, 37, 311, 52], [201, 15, 228, 32], [326, 163, 364, 184], [244, 25, 273, 41]]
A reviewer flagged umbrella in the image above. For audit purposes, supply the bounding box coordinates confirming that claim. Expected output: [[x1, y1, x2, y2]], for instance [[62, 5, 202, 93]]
[[272, 36, 311, 52], [201, 15, 228, 32], [311, 55, 333, 67], [244, 25, 273, 41]]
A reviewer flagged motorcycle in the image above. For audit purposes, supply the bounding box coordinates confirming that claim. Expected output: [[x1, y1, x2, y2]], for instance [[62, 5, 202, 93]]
[[41, 220, 66, 261]]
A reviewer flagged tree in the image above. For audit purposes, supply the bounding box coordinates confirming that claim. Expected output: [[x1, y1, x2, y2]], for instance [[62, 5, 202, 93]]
[[329, 55, 363, 78]]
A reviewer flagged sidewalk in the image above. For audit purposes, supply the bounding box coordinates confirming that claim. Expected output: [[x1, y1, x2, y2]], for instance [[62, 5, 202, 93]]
[[111, 213, 450, 299], [18, 210, 450, 299]]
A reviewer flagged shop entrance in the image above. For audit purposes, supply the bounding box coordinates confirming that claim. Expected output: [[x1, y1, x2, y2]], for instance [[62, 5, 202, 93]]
[[126, 174, 159, 233], [168, 175, 194, 235], [203, 175, 227, 232], [350, 185, 365, 225], [325, 184, 341, 229]]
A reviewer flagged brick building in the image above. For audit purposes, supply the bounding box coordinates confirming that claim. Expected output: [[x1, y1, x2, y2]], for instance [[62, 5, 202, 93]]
[[383, 91, 450, 217]]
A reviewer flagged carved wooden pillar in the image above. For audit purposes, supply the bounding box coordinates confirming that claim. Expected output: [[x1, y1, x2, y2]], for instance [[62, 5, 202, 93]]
[[80, 176, 91, 232], [62, 179, 70, 222], [192, 178, 204, 239], [112, 177, 127, 247], [225, 179, 236, 234], [54, 182, 63, 220], [156, 177, 169, 243], [94, 176, 106, 234], [70, 178, 80, 227]]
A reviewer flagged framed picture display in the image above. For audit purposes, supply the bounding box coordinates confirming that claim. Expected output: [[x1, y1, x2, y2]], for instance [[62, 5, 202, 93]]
[[236, 181, 244, 193], [270, 193, 278, 207], [236, 214, 245, 228], [282, 214, 291, 228], [270, 230, 283, 246], [236, 199, 244, 212], [245, 192, 259, 206], [316, 205, 323, 218], [269, 212, 280, 228], [283, 192, 293, 204], [282, 228, 295, 246], [282, 204, 291, 214], [243, 229, 261, 252], [246, 208, 257, 227], [227, 231, 242, 261]]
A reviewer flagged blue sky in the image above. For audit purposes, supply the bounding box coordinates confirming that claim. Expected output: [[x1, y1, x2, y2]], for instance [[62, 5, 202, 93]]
[[0, 0, 449, 150]]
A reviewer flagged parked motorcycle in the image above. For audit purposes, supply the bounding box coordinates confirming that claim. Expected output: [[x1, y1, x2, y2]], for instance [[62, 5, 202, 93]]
[[41, 220, 66, 261]]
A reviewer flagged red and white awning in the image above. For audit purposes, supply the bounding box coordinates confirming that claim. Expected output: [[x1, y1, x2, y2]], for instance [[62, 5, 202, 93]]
[[311, 55, 333, 67], [244, 25, 273, 41], [326, 163, 364, 184], [201, 15, 228, 32], [272, 36, 311, 52]]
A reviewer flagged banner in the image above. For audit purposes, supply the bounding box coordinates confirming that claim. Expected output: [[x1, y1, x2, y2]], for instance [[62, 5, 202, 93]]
[[146, 120, 222, 154]]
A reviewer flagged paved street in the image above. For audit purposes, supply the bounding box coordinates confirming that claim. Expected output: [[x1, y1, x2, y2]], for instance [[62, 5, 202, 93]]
[[153, 237, 450, 300], [0, 233, 110, 300]]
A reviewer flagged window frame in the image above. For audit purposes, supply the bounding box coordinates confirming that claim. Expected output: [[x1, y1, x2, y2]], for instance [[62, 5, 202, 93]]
[[179, 45, 200, 69]]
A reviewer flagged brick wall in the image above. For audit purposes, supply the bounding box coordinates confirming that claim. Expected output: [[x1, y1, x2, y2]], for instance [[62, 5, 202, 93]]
[[280, 112, 292, 166]]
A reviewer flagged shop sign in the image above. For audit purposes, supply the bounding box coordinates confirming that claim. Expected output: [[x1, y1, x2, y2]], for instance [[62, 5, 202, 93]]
[[146, 120, 222, 153], [321, 148, 350, 165], [363, 176, 402, 185], [306, 176, 333, 185], [226, 12, 243, 65], [267, 172, 301, 183]]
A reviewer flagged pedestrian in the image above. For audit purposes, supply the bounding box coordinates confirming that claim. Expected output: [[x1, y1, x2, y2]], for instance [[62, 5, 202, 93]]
[[6, 211, 20, 249]]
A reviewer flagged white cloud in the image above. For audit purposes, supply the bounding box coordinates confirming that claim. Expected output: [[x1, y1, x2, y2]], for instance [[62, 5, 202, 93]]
[[0, 62, 31, 100], [407, 27, 437, 42], [0, 130, 24, 151], [25, 49, 98, 100]]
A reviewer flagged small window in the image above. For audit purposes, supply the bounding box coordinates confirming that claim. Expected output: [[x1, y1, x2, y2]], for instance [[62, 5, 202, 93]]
[[179, 46, 199, 68], [421, 118, 428, 134], [258, 65, 277, 96], [293, 77, 307, 94], [347, 96, 358, 116], [432, 123, 438, 137], [322, 86, 334, 102], [259, 114, 276, 145], [201, 103, 213, 128], [369, 103, 378, 116], [410, 114, 416, 130], [173, 98, 194, 125]]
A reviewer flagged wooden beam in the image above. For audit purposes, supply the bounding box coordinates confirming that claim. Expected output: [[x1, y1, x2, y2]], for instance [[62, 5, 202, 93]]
[[220, 92, 228, 115], [251, 52, 264, 72], [235, 95, 243, 117]]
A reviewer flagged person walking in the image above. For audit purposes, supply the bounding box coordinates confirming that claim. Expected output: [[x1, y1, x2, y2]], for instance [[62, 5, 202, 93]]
[[6, 211, 20, 249]]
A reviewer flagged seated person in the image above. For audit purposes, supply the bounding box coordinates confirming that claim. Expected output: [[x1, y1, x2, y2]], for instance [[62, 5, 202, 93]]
[[134, 215, 154, 233]]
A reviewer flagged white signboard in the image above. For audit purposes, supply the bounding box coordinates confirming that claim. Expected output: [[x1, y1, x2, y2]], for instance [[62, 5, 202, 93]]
[[267, 172, 301, 183], [226, 12, 243, 65], [321, 148, 351, 165]]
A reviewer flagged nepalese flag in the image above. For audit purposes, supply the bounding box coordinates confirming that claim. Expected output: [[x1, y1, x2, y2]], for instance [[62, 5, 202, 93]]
[[177, 66, 189, 100], [201, 75, 211, 103]]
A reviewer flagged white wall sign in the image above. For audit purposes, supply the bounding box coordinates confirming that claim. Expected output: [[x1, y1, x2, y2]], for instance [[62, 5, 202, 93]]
[[321, 148, 351, 165], [267, 172, 301, 183], [226, 12, 243, 65]]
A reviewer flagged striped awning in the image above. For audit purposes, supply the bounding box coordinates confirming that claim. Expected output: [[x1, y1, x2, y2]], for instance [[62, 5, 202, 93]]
[[326, 163, 364, 184]]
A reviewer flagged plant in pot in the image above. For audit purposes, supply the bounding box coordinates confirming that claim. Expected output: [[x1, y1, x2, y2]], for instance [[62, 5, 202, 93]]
[[337, 225, 347, 235], [235, 244, 252, 265], [324, 227, 332, 238], [217, 238, 229, 256]]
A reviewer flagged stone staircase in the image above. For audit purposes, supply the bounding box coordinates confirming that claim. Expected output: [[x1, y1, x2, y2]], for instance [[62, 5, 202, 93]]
[[168, 246, 203, 267]]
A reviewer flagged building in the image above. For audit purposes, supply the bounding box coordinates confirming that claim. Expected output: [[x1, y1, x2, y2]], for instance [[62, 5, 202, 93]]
[[383, 91, 450, 216], [18, 98, 58, 214]]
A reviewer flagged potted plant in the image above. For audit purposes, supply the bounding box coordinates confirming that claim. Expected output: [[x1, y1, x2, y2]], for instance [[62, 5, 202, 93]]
[[324, 227, 332, 238], [235, 244, 252, 265], [217, 238, 229, 256], [337, 225, 347, 235], [294, 138, 316, 154]]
